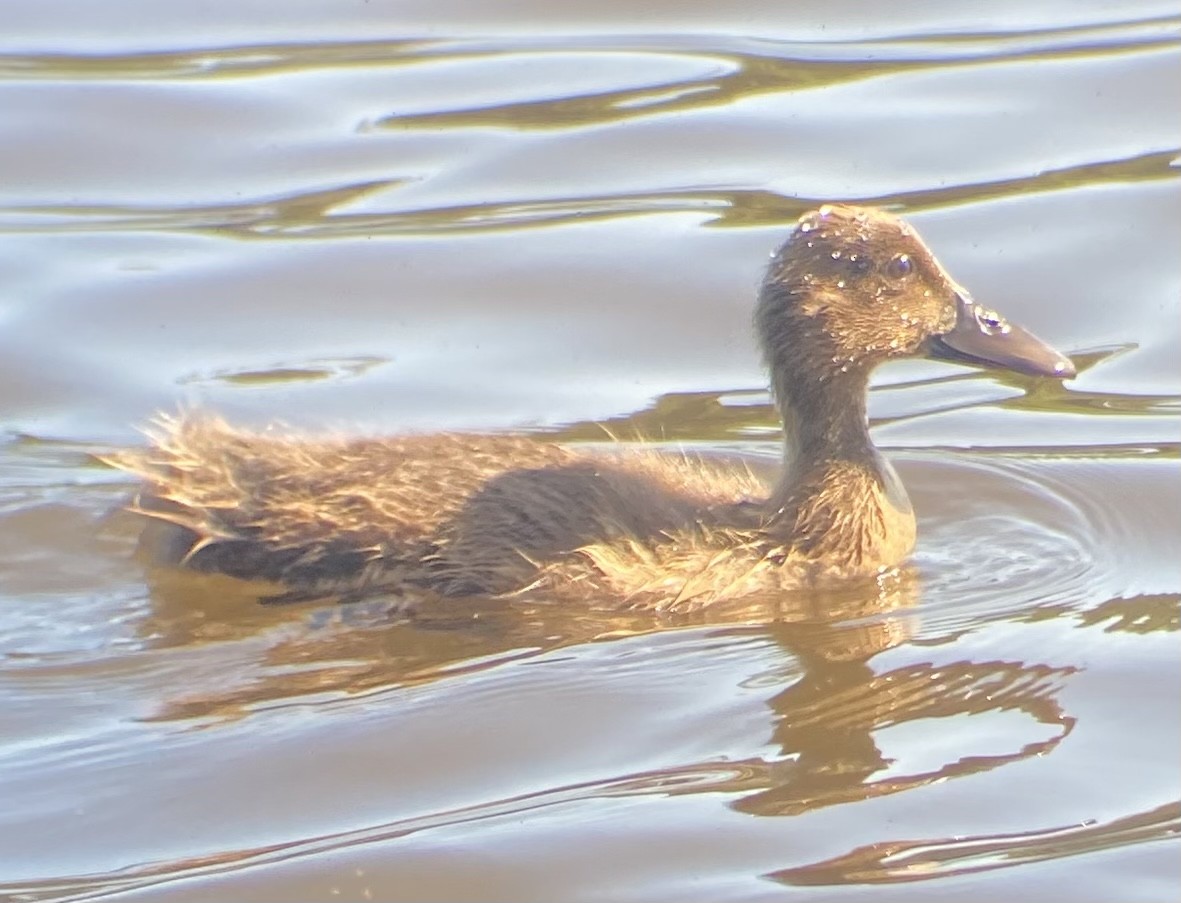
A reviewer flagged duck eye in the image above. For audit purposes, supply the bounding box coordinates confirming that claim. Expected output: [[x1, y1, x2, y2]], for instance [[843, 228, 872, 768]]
[[885, 253, 913, 280]]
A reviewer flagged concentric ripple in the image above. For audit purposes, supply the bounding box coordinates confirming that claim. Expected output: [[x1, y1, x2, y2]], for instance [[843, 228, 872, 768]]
[[901, 452, 1178, 635]]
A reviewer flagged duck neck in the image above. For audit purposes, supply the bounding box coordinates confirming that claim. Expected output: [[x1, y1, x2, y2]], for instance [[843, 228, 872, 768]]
[[773, 366, 876, 476], [764, 366, 916, 573], [767, 359, 912, 527]]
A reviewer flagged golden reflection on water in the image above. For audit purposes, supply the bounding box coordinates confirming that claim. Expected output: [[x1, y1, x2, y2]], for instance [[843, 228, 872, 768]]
[[0, 15, 1177, 242], [550, 346, 1181, 446], [17, 554, 1091, 899], [137, 550, 1078, 836], [728, 651, 1075, 818], [2, 14, 1175, 91], [1, 148, 1177, 239], [136, 560, 923, 722], [177, 355, 390, 388]]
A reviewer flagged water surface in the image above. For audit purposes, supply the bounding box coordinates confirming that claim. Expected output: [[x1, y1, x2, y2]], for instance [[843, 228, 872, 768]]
[[1, 2, 1179, 901]]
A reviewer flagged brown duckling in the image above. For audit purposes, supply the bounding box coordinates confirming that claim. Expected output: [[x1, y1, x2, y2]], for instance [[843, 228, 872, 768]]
[[108, 205, 1074, 609]]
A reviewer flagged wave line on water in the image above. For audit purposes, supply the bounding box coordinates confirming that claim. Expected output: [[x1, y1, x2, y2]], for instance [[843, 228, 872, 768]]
[[0, 148, 1177, 241], [0, 761, 754, 903], [768, 799, 1181, 886]]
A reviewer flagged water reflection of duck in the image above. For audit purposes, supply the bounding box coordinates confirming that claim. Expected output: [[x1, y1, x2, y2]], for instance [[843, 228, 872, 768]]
[[107, 205, 1074, 608]]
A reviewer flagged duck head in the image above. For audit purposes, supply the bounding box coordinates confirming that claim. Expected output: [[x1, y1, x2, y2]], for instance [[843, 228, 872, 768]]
[[757, 204, 1076, 389]]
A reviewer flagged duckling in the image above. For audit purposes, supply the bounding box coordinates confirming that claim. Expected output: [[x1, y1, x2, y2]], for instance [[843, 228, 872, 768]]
[[107, 205, 1074, 609]]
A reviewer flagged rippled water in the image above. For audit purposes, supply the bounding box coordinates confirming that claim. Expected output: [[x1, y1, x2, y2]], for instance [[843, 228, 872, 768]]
[[2, 2, 1179, 901]]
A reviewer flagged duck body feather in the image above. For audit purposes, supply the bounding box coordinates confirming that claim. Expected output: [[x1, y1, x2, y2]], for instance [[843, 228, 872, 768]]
[[109, 413, 910, 609]]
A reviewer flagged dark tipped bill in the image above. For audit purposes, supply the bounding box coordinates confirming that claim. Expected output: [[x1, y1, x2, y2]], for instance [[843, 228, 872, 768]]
[[927, 292, 1075, 379]]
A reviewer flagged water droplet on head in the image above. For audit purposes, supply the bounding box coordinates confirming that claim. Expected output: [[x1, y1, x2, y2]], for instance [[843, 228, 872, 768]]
[[799, 220, 814, 233], [836, 279, 846, 289], [830, 250, 842, 260], [818, 204, 835, 218]]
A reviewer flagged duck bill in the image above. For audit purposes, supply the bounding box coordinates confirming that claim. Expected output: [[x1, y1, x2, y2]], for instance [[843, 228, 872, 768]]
[[927, 291, 1075, 379]]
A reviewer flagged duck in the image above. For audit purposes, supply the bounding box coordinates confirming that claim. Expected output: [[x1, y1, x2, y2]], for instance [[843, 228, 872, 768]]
[[106, 204, 1075, 610]]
